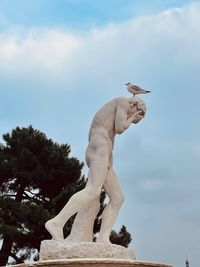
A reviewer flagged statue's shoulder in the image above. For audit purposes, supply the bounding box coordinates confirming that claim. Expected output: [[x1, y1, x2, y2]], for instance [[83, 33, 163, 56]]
[[112, 97, 130, 108], [114, 97, 128, 101], [99, 97, 129, 111], [111, 97, 129, 104]]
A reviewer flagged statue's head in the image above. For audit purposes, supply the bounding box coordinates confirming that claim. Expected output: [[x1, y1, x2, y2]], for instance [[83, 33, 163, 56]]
[[128, 97, 147, 118]]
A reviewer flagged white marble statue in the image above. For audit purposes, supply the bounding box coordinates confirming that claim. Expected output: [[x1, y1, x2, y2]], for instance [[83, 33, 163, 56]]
[[45, 96, 146, 243]]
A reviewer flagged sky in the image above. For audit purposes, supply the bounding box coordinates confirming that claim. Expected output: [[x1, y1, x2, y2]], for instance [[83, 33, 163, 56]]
[[0, 1, 200, 266]]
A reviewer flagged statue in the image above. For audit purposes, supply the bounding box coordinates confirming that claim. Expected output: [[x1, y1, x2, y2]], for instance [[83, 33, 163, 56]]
[[45, 96, 146, 243], [37, 94, 173, 267]]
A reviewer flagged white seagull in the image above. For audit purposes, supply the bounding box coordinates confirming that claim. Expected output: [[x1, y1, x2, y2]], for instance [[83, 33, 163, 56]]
[[125, 82, 151, 97]]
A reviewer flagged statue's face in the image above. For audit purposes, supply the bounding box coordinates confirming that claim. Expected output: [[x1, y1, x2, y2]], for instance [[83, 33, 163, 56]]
[[128, 97, 147, 117], [137, 99, 146, 116]]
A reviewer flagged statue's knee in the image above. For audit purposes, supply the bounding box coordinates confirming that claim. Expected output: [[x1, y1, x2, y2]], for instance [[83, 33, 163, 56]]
[[87, 187, 101, 201], [111, 193, 125, 208], [93, 188, 102, 200]]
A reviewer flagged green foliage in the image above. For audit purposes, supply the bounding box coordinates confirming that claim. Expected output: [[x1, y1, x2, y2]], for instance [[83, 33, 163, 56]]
[[0, 126, 85, 264], [110, 225, 132, 248], [0, 126, 132, 265]]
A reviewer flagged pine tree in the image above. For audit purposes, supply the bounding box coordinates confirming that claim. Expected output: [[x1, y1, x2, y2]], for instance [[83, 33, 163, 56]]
[[0, 126, 131, 265], [110, 225, 132, 248]]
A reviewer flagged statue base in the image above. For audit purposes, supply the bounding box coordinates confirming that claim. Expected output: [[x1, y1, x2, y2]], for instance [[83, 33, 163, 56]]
[[40, 240, 136, 260], [35, 241, 174, 267], [12, 259, 174, 267]]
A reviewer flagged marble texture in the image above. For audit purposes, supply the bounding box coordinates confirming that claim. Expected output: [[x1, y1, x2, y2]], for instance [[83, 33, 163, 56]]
[[45, 97, 147, 243], [11, 259, 174, 267], [65, 199, 100, 242], [39, 241, 136, 261]]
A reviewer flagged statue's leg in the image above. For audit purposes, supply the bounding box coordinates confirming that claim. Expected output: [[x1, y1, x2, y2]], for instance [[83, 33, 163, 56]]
[[45, 145, 109, 241], [65, 195, 100, 242], [97, 168, 125, 243]]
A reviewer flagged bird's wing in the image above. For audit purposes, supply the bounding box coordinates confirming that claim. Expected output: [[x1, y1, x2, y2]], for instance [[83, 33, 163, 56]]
[[130, 84, 141, 91]]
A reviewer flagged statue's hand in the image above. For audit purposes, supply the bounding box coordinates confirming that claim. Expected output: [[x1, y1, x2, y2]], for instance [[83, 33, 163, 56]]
[[131, 110, 144, 124]]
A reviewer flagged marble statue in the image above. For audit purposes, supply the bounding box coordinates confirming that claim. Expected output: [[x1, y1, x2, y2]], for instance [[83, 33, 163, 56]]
[[38, 95, 173, 267], [45, 96, 146, 243]]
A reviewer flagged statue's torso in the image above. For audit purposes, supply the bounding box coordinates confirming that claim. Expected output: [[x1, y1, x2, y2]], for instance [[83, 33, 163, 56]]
[[88, 97, 128, 143]]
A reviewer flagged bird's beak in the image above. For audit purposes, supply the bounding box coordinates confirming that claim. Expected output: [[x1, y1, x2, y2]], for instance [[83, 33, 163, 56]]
[[125, 83, 128, 85]]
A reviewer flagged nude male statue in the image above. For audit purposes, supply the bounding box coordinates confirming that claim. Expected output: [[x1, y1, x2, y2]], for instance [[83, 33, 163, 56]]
[[45, 96, 146, 243]]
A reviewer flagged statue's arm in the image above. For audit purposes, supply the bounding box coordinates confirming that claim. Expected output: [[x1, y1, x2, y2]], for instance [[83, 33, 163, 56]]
[[115, 105, 144, 134]]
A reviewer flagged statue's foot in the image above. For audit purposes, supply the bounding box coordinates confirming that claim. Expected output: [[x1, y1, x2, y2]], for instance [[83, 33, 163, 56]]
[[45, 219, 64, 241]]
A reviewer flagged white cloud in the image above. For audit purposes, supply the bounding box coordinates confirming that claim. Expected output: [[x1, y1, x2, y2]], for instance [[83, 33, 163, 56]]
[[0, 2, 200, 92], [0, 28, 81, 75]]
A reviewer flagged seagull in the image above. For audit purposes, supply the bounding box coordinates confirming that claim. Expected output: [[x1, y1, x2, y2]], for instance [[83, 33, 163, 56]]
[[125, 82, 151, 97]]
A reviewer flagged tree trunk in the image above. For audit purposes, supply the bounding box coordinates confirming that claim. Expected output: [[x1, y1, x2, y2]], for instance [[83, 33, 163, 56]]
[[10, 253, 24, 264], [0, 235, 13, 266], [15, 183, 25, 202], [0, 184, 25, 265]]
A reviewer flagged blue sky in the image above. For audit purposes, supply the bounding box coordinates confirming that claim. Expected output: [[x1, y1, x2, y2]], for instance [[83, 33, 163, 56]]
[[0, 1, 200, 267], [0, 0, 191, 29]]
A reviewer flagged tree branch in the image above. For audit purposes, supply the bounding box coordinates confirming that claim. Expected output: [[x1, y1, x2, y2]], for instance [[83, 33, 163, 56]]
[[10, 252, 24, 264], [2, 194, 16, 198], [23, 191, 48, 204]]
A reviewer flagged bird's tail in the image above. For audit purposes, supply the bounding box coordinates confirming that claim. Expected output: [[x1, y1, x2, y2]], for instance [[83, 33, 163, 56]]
[[145, 90, 151, 93]]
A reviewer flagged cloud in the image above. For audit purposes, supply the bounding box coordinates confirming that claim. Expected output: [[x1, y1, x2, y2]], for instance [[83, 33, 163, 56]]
[[0, 28, 81, 78], [0, 2, 200, 92]]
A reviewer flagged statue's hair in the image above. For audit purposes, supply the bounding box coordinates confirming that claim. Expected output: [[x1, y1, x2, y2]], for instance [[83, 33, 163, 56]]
[[128, 97, 146, 114], [128, 96, 144, 105]]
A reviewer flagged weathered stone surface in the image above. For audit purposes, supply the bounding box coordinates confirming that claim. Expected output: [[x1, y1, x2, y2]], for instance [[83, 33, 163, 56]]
[[39, 241, 136, 261], [11, 259, 174, 267], [65, 199, 100, 242], [45, 97, 147, 243]]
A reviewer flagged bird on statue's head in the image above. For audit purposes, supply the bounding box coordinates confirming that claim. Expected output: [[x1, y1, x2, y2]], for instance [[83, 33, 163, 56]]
[[125, 82, 151, 97]]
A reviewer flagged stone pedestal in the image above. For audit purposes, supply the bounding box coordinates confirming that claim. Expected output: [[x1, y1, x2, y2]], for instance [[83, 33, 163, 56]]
[[11, 259, 174, 267], [40, 241, 136, 260], [36, 241, 174, 267]]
